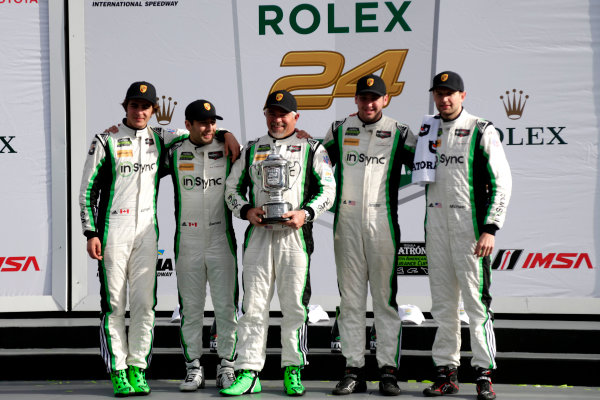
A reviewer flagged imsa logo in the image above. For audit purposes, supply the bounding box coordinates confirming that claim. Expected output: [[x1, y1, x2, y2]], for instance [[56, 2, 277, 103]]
[[492, 249, 594, 270]]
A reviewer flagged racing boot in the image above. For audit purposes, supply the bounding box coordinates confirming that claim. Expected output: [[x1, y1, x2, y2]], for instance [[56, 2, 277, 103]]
[[216, 359, 236, 389], [220, 370, 261, 396], [475, 368, 496, 400], [423, 366, 459, 396], [332, 367, 367, 395], [110, 369, 134, 397], [284, 365, 305, 396], [179, 359, 205, 392], [378, 366, 401, 396], [127, 365, 151, 395]]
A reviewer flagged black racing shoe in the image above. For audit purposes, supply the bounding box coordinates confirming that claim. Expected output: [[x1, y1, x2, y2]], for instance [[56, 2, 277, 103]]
[[332, 367, 367, 395], [423, 366, 459, 397], [475, 368, 496, 400], [378, 366, 401, 396]]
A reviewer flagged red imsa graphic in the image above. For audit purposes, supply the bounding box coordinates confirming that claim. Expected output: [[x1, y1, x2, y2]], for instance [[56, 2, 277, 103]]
[[0, 256, 40, 272], [492, 250, 594, 270]]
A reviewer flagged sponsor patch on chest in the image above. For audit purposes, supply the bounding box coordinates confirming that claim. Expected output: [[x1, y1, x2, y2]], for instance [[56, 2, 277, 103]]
[[208, 151, 224, 160], [345, 127, 360, 136]]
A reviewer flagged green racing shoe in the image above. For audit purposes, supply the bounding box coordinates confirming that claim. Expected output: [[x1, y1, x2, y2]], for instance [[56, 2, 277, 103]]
[[284, 366, 305, 396], [110, 369, 134, 397], [127, 365, 151, 395], [220, 370, 261, 396]]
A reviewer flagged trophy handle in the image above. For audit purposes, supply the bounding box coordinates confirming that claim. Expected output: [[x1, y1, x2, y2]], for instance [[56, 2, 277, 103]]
[[250, 163, 262, 183], [287, 161, 302, 189]]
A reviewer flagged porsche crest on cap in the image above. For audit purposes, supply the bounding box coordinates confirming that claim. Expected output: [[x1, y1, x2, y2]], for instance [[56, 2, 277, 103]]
[[355, 74, 386, 96], [441, 74, 448, 82], [204, 102, 211, 111], [276, 93, 284, 101], [140, 84, 148, 93]]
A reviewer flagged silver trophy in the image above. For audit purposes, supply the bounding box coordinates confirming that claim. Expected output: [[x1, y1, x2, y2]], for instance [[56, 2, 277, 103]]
[[251, 153, 301, 223]]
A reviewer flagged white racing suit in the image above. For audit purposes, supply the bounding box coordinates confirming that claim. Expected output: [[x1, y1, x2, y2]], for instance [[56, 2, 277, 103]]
[[165, 132, 238, 363], [225, 134, 336, 371], [425, 109, 512, 370], [79, 121, 169, 372], [323, 115, 416, 369]]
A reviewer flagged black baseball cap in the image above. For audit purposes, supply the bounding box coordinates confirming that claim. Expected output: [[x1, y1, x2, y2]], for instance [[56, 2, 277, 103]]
[[124, 81, 158, 105], [355, 74, 387, 96], [264, 90, 297, 113], [429, 71, 464, 92], [185, 99, 223, 121]]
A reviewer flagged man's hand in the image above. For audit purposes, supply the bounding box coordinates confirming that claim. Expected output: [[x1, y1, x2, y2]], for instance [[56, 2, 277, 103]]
[[246, 207, 267, 227], [280, 210, 305, 230], [295, 128, 312, 139], [104, 125, 120, 134], [223, 132, 241, 162], [87, 237, 103, 260], [474, 232, 495, 257]]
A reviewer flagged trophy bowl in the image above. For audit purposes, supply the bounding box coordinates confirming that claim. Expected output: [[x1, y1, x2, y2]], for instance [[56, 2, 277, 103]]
[[251, 153, 300, 224]]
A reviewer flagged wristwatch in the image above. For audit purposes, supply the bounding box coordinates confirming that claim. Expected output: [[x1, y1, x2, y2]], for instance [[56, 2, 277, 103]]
[[303, 209, 312, 223]]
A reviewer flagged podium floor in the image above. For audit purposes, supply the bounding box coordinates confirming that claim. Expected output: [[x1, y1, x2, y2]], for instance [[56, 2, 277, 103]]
[[1, 379, 598, 399]]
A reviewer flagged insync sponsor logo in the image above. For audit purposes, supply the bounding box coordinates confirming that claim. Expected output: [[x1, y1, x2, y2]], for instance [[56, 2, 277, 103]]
[[119, 162, 156, 177], [492, 249, 594, 270], [437, 153, 464, 167], [182, 176, 223, 190], [0, 256, 40, 272], [345, 151, 385, 166]]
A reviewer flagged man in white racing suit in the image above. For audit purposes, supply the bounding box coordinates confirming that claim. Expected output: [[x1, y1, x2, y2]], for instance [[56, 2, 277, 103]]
[[323, 74, 416, 396], [221, 90, 336, 397], [421, 71, 512, 400], [165, 99, 239, 392], [79, 81, 166, 397]]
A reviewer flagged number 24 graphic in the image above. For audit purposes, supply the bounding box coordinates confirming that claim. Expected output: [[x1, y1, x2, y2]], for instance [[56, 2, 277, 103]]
[[270, 49, 408, 110]]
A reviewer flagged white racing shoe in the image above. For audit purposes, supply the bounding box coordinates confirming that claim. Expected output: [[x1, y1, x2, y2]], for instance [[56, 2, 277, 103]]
[[216, 359, 236, 389], [179, 359, 205, 392]]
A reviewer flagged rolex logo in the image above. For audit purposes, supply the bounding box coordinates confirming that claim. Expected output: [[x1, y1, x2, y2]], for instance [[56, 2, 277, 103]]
[[500, 89, 529, 120], [155, 95, 177, 125]]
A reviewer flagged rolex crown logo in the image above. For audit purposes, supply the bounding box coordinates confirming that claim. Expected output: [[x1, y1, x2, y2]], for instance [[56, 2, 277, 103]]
[[155, 95, 177, 125], [500, 89, 529, 120]]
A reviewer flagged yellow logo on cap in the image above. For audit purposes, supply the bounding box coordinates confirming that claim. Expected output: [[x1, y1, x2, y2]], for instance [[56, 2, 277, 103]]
[[367, 78, 374, 87], [204, 102, 211, 111], [276, 93, 284, 101], [140, 84, 148, 93], [441, 74, 448, 82]]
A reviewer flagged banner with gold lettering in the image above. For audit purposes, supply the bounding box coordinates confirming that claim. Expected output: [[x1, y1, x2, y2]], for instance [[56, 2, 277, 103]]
[[67, 0, 600, 314]]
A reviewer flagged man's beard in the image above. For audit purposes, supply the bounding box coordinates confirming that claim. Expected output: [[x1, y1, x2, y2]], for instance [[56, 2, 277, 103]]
[[268, 128, 293, 139]]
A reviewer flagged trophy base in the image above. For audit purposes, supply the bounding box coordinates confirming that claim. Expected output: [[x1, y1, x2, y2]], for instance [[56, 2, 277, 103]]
[[262, 202, 293, 224], [261, 216, 291, 224]]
